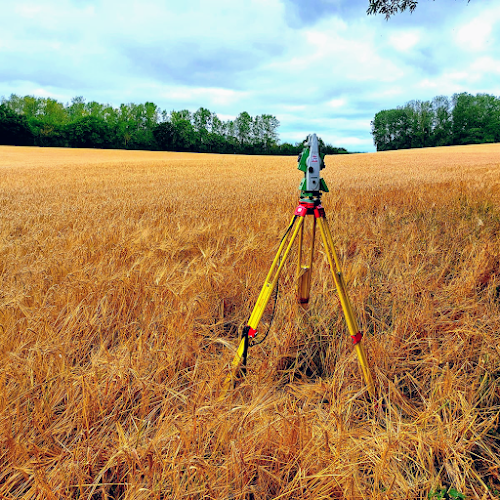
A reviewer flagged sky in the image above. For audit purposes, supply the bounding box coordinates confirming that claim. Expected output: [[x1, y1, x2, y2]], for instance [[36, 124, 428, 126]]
[[1, 0, 499, 152]]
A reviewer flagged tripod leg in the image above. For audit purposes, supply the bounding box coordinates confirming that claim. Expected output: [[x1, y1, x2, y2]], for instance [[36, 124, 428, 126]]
[[219, 215, 305, 399], [297, 217, 316, 306], [316, 217, 375, 398]]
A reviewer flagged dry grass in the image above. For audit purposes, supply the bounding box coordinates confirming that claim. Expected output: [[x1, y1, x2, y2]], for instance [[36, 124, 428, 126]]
[[1, 144, 500, 499]]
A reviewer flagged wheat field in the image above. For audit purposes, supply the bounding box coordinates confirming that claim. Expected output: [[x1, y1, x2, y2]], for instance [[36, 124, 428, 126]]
[[1, 144, 500, 499]]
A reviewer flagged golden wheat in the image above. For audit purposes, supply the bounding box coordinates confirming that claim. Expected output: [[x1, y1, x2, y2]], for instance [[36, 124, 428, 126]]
[[1, 144, 500, 499]]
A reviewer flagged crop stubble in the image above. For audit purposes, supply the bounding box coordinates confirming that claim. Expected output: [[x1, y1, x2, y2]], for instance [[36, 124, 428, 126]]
[[1, 144, 500, 498]]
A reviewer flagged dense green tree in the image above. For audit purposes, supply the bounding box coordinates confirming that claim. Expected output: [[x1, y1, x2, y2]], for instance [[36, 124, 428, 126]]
[[29, 119, 67, 147], [171, 110, 192, 123], [102, 105, 119, 136], [225, 120, 237, 146], [211, 115, 225, 136], [193, 107, 212, 151], [235, 111, 252, 146], [125, 102, 160, 149], [41, 98, 67, 124], [278, 142, 299, 155], [431, 96, 453, 146], [2, 94, 25, 115], [209, 132, 227, 153], [66, 116, 115, 148], [153, 121, 175, 150], [450, 92, 498, 145], [26, 96, 43, 118], [85, 101, 105, 118], [67, 96, 86, 121], [193, 107, 211, 133], [0, 104, 34, 145], [484, 96, 500, 143], [409, 100, 433, 148], [261, 114, 280, 150], [252, 115, 264, 146], [371, 110, 392, 151], [116, 103, 148, 148], [171, 119, 196, 151], [372, 92, 500, 151]]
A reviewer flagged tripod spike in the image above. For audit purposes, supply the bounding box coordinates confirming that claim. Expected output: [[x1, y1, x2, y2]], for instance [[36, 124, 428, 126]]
[[219, 331, 248, 400]]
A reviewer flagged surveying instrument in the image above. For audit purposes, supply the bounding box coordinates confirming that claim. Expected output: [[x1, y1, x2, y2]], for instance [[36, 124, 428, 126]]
[[220, 134, 375, 398]]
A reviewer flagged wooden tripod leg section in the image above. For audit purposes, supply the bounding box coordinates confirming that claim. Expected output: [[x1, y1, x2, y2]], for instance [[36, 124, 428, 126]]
[[316, 217, 375, 398], [297, 217, 316, 306], [219, 216, 305, 400]]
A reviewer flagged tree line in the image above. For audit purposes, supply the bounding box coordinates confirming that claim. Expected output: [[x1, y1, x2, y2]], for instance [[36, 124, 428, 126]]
[[371, 93, 500, 151], [0, 94, 348, 156]]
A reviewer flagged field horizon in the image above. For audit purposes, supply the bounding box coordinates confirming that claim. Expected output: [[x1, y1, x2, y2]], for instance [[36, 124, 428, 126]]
[[1, 143, 500, 499]]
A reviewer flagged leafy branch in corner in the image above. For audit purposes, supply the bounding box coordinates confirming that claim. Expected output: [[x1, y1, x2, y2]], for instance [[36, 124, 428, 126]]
[[367, 0, 470, 19]]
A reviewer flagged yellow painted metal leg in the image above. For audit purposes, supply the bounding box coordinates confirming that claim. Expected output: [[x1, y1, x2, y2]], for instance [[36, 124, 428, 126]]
[[219, 216, 305, 399], [317, 217, 375, 397], [247, 216, 303, 327], [297, 216, 304, 278]]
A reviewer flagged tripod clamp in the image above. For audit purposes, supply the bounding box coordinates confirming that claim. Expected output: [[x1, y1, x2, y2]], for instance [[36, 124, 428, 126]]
[[294, 198, 325, 219]]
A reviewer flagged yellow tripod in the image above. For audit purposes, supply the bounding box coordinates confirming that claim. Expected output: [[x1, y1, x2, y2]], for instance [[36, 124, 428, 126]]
[[220, 196, 375, 399]]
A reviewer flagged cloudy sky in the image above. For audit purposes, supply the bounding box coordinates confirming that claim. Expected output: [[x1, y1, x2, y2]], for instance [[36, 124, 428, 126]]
[[1, 0, 499, 151]]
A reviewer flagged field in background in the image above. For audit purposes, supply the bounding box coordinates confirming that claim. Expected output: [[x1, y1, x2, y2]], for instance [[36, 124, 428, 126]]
[[1, 144, 500, 499]]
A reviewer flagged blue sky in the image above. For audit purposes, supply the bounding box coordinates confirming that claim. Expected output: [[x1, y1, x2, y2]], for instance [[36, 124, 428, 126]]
[[1, 0, 499, 151]]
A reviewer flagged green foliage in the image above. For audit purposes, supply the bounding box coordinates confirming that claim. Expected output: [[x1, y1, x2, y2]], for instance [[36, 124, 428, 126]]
[[367, 0, 418, 19], [429, 487, 465, 499], [452, 93, 500, 145], [235, 111, 252, 145], [372, 92, 500, 151], [0, 103, 34, 146], [170, 119, 196, 152], [0, 94, 349, 155], [66, 116, 115, 149], [29, 118, 67, 147], [153, 121, 175, 151], [367, 0, 470, 19]]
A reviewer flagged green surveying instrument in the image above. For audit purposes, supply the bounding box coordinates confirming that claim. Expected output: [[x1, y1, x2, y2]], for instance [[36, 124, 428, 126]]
[[220, 133, 375, 399]]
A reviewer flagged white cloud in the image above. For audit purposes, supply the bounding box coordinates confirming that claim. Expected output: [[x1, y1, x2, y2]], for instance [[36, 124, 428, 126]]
[[455, 14, 495, 51], [389, 30, 421, 51], [327, 98, 347, 108], [337, 136, 371, 147], [470, 56, 500, 76], [32, 88, 62, 98], [156, 86, 249, 107]]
